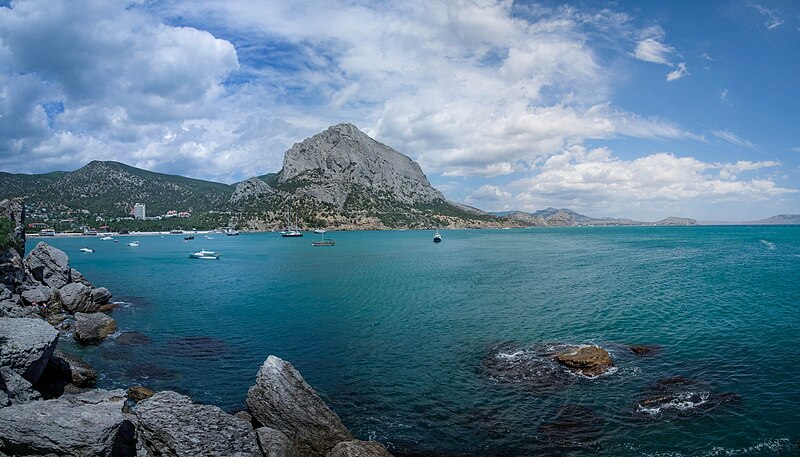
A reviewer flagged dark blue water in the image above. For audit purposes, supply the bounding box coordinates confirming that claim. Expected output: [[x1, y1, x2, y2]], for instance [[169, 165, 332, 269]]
[[34, 227, 800, 456]]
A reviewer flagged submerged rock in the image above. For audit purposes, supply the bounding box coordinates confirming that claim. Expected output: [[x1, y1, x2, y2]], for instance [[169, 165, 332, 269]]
[[326, 440, 394, 457], [115, 331, 152, 346], [635, 376, 740, 419], [246, 355, 353, 457], [74, 312, 117, 344], [135, 390, 261, 456], [0, 388, 126, 456], [0, 317, 59, 383], [537, 404, 605, 450], [627, 344, 661, 356], [24, 242, 72, 289], [554, 346, 613, 377], [256, 426, 300, 457], [34, 351, 97, 399], [479, 342, 577, 389]]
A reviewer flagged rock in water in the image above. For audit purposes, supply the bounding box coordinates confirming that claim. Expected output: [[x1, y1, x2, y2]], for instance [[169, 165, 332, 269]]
[[74, 312, 117, 344], [256, 427, 300, 457], [0, 317, 59, 383], [0, 388, 126, 456], [54, 351, 97, 388], [91, 287, 113, 307], [60, 282, 96, 313], [127, 385, 155, 402], [278, 123, 444, 207], [24, 242, 72, 289], [554, 346, 613, 377], [326, 440, 394, 457], [135, 390, 261, 456], [246, 355, 353, 457]]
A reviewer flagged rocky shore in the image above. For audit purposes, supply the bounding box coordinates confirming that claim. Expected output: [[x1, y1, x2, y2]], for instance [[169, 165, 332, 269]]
[[0, 198, 394, 457]]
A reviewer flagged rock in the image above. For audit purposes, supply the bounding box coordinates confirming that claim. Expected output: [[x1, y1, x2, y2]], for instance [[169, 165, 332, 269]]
[[127, 385, 155, 402], [235, 410, 253, 423], [0, 198, 25, 257], [70, 267, 92, 287], [0, 317, 59, 383], [246, 355, 352, 457], [135, 390, 261, 456], [46, 312, 68, 326], [33, 351, 97, 399], [231, 177, 275, 204], [256, 427, 300, 457], [19, 284, 53, 306], [74, 312, 117, 344], [0, 388, 126, 456], [91, 287, 113, 307], [24, 242, 72, 289], [60, 282, 97, 313], [628, 345, 661, 356], [554, 346, 613, 377], [55, 351, 97, 387], [0, 367, 42, 406], [0, 294, 36, 318], [116, 331, 152, 346], [326, 440, 393, 457]]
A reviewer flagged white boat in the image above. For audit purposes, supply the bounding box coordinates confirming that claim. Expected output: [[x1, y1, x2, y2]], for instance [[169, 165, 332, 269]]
[[313, 228, 326, 234], [281, 206, 303, 237], [128, 241, 139, 247], [100, 236, 113, 241], [79, 247, 95, 253], [433, 230, 442, 243], [189, 249, 220, 259], [312, 231, 335, 246], [39, 229, 56, 236], [204, 235, 214, 239]]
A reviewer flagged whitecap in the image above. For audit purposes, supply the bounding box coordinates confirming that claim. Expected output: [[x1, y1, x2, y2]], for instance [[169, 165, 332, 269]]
[[760, 239, 776, 250]]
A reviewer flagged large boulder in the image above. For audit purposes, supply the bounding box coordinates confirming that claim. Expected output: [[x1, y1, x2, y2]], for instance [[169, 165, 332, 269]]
[[246, 356, 353, 457], [256, 427, 300, 457], [326, 440, 393, 457], [25, 242, 71, 289], [60, 282, 96, 313], [74, 312, 117, 344], [70, 268, 92, 287], [135, 390, 261, 456], [0, 367, 42, 407], [19, 284, 54, 306], [0, 317, 59, 383], [0, 388, 126, 456], [91, 287, 113, 307], [554, 346, 613, 377]]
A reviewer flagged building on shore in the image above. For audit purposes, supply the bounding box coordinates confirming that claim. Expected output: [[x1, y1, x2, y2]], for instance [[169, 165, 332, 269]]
[[134, 203, 146, 220]]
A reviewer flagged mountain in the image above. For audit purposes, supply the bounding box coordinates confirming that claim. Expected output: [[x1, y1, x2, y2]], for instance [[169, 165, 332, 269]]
[[653, 216, 697, 226], [746, 214, 800, 225], [0, 124, 502, 230]]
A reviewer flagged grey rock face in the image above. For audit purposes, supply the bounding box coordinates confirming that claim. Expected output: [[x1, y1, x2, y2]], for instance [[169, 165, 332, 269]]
[[135, 390, 261, 457], [55, 351, 97, 388], [326, 440, 394, 457], [0, 388, 126, 456], [25, 242, 71, 289], [246, 355, 352, 457], [19, 284, 53, 305], [70, 268, 92, 286], [0, 367, 42, 406], [231, 177, 274, 204], [256, 427, 299, 457], [60, 282, 96, 313], [0, 198, 25, 257], [278, 123, 444, 207], [0, 317, 59, 383], [91, 287, 113, 307], [74, 312, 117, 344]]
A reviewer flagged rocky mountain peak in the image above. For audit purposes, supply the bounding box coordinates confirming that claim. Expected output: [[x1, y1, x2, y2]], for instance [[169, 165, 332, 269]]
[[278, 123, 444, 207]]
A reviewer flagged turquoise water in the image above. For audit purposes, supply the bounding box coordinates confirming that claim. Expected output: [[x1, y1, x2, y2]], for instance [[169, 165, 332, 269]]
[[33, 227, 800, 456]]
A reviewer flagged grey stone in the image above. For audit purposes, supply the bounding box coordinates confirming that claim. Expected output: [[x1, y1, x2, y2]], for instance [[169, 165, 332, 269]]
[[0, 367, 42, 406], [91, 287, 113, 307], [19, 284, 53, 305], [231, 177, 275, 204], [0, 388, 126, 456], [60, 282, 96, 313], [246, 355, 352, 457], [135, 390, 261, 456], [326, 440, 394, 457], [55, 351, 97, 387], [256, 427, 299, 457], [74, 312, 117, 344], [0, 317, 58, 383], [24, 242, 71, 289], [70, 267, 92, 287]]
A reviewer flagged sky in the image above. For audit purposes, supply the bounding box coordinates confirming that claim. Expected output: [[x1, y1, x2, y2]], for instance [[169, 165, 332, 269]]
[[1, 0, 799, 220]]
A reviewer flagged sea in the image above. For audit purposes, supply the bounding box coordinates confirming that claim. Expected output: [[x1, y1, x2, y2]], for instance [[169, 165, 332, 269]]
[[32, 226, 800, 456]]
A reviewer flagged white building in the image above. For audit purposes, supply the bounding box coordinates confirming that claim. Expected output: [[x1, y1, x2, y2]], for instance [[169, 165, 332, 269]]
[[133, 203, 146, 220]]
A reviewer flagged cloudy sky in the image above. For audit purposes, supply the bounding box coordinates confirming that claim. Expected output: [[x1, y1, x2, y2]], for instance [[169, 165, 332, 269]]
[[1, 0, 799, 220]]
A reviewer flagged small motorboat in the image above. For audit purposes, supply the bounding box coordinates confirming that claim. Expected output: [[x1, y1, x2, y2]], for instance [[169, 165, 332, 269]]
[[313, 228, 326, 234], [189, 249, 220, 259], [312, 231, 334, 246], [79, 247, 95, 253], [433, 230, 442, 243], [128, 241, 140, 247], [184, 235, 195, 240], [100, 236, 113, 241]]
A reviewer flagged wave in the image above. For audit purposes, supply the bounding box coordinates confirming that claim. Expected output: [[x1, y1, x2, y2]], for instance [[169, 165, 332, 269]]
[[760, 239, 776, 250]]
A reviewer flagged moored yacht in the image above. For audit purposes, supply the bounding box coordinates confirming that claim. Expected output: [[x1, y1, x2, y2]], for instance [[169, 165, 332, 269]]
[[189, 249, 220, 259]]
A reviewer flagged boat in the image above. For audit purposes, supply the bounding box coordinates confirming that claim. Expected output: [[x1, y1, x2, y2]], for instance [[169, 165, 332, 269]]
[[39, 229, 56, 236], [83, 229, 98, 236], [79, 247, 95, 253], [281, 206, 303, 237], [128, 241, 139, 247], [189, 249, 220, 259], [100, 236, 113, 241], [184, 235, 194, 240], [312, 231, 335, 247], [224, 227, 240, 236], [169, 230, 184, 234], [433, 230, 442, 243], [313, 228, 326, 234], [204, 235, 214, 239]]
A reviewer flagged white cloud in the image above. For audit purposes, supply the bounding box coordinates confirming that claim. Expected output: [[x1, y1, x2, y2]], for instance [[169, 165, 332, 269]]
[[666, 62, 689, 81], [468, 184, 512, 201], [712, 130, 756, 148], [633, 38, 675, 65], [750, 4, 784, 30]]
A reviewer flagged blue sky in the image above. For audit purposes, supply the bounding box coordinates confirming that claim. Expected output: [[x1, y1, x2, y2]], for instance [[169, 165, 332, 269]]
[[0, 0, 798, 220]]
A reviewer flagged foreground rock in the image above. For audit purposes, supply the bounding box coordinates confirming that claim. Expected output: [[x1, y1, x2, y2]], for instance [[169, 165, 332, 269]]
[[256, 427, 300, 457], [0, 389, 126, 456], [0, 367, 42, 406], [60, 282, 96, 313], [554, 346, 613, 377], [326, 440, 393, 457], [135, 390, 261, 456], [127, 385, 155, 402], [25, 242, 72, 289], [74, 312, 117, 343], [247, 355, 353, 457], [0, 317, 59, 383]]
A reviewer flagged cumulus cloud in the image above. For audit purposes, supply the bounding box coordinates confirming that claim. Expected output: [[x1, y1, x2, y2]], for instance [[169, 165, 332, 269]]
[[465, 185, 512, 206], [631, 24, 689, 82], [508, 146, 792, 213]]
